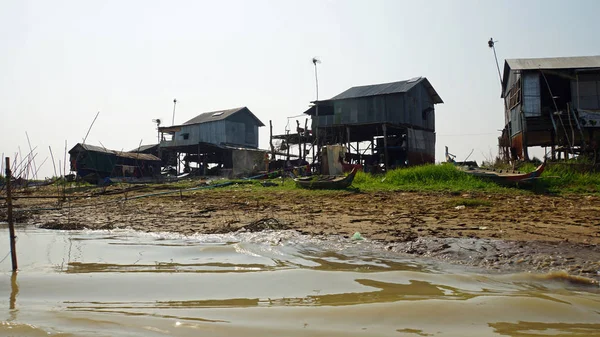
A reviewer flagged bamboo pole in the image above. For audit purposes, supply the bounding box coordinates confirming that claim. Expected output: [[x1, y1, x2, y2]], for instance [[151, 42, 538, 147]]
[[49, 146, 61, 202], [25, 132, 38, 181], [63, 140, 67, 201], [5, 157, 18, 272]]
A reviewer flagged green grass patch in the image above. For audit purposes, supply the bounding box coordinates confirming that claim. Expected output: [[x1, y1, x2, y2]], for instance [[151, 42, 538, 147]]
[[352, 163, 511, 193], [535, 163, 600, 194]]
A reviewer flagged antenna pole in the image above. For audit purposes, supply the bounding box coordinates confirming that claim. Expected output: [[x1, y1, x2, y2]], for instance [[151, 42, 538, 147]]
[[171, 99, 177, 126], [314, 62, 319, 147], [489, 38, 512, 161], [312, 58, 320, 156], [314, 62, 319, 102], [488, 38, 503, 88]]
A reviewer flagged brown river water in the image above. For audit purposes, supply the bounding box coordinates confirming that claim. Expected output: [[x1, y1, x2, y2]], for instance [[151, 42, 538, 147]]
[[0, 226, 599, 337]]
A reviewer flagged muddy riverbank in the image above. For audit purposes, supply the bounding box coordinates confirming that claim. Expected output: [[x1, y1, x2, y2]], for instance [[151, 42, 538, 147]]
[[5, 185, 600, 282]]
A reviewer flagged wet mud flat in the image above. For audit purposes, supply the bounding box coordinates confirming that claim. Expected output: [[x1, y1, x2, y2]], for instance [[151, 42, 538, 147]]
[[8, 186, 600, 282]]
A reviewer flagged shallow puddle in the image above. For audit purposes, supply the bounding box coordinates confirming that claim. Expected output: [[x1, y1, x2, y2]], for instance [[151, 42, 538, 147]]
[[0, 226, 599, 336]]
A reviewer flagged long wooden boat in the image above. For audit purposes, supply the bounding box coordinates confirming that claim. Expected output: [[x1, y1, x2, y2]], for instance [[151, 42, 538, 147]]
[[294, 167, 358, 190], [458, 162, 546, 185]]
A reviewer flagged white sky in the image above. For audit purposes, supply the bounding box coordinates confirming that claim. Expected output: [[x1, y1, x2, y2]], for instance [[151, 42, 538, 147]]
[[1, 0, 599, 178]]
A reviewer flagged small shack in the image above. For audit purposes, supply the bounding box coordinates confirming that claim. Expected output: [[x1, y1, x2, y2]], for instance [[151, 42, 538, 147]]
[[158, 107, 266, 176], [69, 143, 162, 183], [500, 55, 600, 161], [304, 77, 443, 170]]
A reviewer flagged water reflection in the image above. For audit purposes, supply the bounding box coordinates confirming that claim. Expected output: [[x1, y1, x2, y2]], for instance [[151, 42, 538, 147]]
[[302, 279, 476, 306], [63, 261, 281, 274], [64, 279, 474, 313], [9, 272, 18, 310], [396, 328, 433, 336], [8, 271, 18, 322], [489, 321, 600, 336]]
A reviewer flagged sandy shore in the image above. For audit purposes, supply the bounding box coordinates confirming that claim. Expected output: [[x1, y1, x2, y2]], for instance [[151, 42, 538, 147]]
[[4, 184, 600, 282]]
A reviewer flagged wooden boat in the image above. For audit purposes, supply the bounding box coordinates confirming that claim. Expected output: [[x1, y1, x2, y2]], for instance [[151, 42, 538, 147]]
[[458, 162, 546, 185], [294, 167, 358, 190]]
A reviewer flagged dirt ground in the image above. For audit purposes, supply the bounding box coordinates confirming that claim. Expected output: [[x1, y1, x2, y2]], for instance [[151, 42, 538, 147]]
[[4, 184, 600, 282]]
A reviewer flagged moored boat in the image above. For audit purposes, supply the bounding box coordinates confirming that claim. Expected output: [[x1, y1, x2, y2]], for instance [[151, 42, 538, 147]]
[[458, 161, 546, 185], [294, 167, 358, 190]]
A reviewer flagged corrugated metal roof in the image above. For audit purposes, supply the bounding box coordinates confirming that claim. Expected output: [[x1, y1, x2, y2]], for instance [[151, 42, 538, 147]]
[[129, 144, 158, 153], [506, 55, 600, 70], [70, 143, 161, 161], [326, 77, 443, 104], [74, 143, 113, 154], [183, 107, 265, 126], [501, 55, 600, 97], [115, 152, 161, 161]]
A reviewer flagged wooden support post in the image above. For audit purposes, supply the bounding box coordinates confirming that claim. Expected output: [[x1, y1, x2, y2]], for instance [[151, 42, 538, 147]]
[[269, 120, 275, 159], [203, 153, 207, 176], [346, 126, 351, 154], [382, 124, 389, 170], [303, 119, 308, 160], [371, 139, 374, 155], [286, 134, 290, 160], [551, 129, 556, 160], [297, 121, 302, 160], [311, 142, 315, 169], [521, 113, 530, 161], [5, 157, 18, 272]]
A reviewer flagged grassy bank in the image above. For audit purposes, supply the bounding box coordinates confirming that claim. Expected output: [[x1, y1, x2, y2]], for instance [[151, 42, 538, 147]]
[[518, 162, 600, 194], [351, 164, 508, 193], [47, 162, 600, 197], [271, 162, 599, 195], [224, 164, 512, 195]]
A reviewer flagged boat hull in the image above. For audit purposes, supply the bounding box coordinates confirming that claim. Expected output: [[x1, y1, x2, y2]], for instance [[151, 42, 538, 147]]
[[459, 162, 546, 185], [294, 168, 358, 190]]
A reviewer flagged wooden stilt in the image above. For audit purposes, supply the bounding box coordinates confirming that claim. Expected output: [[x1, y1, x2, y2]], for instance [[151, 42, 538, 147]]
[[269, 120, 275, 160], [383, 124, 389, 170], [5, 157, 18, 272], [303, 119, 308, 160]]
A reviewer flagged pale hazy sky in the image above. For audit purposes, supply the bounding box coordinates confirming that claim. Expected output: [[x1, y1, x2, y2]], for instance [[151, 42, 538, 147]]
[[1, 0, 599, 178]]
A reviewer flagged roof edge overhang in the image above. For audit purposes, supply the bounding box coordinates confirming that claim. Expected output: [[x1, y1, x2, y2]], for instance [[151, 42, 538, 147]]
[[238, 107, 266, 127], [169, 107, 266, 128], [308, 78, 443, 106]]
